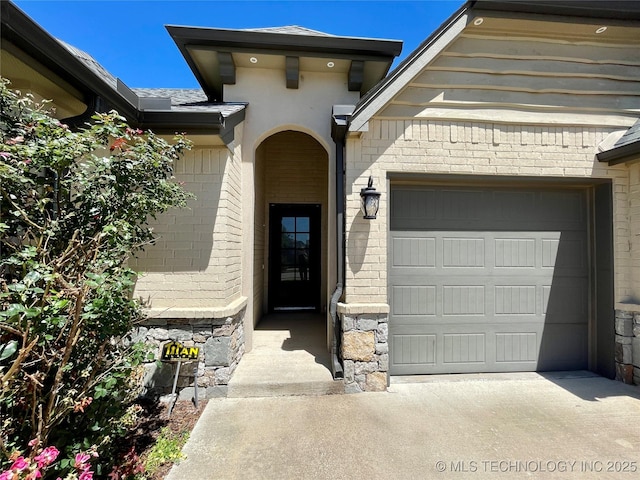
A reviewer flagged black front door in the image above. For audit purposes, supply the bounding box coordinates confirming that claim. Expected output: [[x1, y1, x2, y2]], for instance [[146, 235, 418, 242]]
[[269, 204, 320, 311]]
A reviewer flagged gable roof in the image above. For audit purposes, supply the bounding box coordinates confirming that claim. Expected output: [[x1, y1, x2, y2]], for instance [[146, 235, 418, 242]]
[[348, 2, 471, 132], [349, 0, 640, 132]]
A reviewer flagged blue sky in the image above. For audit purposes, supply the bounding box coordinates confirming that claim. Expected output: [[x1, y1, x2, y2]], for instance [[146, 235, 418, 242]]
[[13, 0, 464, 89]]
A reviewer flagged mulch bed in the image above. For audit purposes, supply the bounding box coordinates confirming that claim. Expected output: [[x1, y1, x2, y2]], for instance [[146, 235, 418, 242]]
[[120, 398, 208, 479]]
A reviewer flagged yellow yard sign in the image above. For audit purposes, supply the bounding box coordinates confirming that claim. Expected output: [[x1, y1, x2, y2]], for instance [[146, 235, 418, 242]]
[[161, 341, 200, 361]]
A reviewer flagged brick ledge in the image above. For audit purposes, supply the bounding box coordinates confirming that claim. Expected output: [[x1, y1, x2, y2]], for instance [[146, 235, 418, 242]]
[[337, 302, 390, 315], [616, 303, 640, 313], [145, 297, 248, 319]]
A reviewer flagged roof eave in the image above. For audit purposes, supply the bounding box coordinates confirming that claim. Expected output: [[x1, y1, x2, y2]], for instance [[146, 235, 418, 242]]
[[471, 0, 640, 21], [596, 142, 640, 165], [1, 1, 139, 122], [166, 24, 403, 101], [166, 25, 403, 58], [140, 108, 245, 144]]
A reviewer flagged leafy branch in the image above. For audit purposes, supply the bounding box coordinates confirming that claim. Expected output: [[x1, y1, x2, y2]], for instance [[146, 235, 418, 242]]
[[0, 78, 192, 476]]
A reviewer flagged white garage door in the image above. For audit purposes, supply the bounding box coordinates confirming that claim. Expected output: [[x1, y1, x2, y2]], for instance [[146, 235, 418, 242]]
[[389, 186, 589, 375]]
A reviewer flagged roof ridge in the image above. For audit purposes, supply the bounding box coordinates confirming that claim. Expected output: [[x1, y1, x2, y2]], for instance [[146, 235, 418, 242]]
[[240, 25, 336, 37]]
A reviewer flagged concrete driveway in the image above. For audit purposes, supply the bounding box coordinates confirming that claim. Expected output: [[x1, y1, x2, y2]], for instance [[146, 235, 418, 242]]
[[166, 372, 640, 479]]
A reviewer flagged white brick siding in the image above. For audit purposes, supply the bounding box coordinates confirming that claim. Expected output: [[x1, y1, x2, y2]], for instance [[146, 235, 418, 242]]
[[131, 146, 243, 309], [628, 164, 640, 300]]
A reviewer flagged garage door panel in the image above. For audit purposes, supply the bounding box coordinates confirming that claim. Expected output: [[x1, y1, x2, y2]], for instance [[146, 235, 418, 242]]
[[392, 236, 436, 267], [495, 332, 538, 363], [392, 286, 436, 315], [392, 231, 587, 275], [494, 191, 536, 220], [542, 236, 587, 272], [495, 238, 536, 267], [391, 189, 438, 223], [538, 324, 588, 370], [390, 186, 588, 375], [392, 334, 436, 366], [443, 334, 486, 364], [543, 279, 588, 321], [393, 188, 586, 229], [442, 237, 485, 267], [391, 324, 544, 374], [494, 285, 537, 315], [442, 286, 486, 315], [538, 191, 585, 223]]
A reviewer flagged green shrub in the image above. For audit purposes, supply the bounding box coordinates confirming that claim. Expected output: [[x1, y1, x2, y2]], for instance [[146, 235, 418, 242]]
[[0, 78, 192, 476]]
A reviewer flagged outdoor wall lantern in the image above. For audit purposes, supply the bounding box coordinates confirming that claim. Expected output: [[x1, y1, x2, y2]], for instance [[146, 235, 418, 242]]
[[360, 175, 381, 220]]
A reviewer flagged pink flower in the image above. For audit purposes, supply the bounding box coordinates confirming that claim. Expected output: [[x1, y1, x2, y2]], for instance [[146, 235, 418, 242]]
[[27, 439, 39, 448], [74, 453, 90, 470], [34, 446, 59, 468], [0, 471, 14, 480], [0, 152, 10, 160], [78, 471, 93, 480], [9, 457, 29, 472]]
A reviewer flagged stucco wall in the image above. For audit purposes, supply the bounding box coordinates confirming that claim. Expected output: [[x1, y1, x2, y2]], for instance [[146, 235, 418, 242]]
[[344, 119, 629, 305], [131, 145, 243, 309]]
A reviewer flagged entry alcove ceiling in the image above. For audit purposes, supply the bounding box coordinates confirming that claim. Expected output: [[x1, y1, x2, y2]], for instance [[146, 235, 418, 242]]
[[166, 24, 403, 101]]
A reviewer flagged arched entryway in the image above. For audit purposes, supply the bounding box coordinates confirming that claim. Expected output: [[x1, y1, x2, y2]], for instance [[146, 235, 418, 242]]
[[229, 130, 337, 396], [253, 130, 329, 318]]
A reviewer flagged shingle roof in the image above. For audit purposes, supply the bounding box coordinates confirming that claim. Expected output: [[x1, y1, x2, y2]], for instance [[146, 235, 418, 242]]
[[613, 119, 640, 150], [132, 88, 246, 115], [241, 26, 335, 37], [596, 119, 640, 163], [133, 88, 208, 104], [57, 39, 118, 90], [57, 41, 246, 117]]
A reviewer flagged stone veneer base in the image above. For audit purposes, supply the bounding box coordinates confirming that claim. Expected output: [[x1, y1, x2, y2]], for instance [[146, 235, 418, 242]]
[[615, 305, 640, 386], [137, 299, 247, 399], [338, 303, 389, 393]]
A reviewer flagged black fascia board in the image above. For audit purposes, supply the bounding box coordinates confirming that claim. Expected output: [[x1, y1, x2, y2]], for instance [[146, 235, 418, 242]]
[[596, 142, 640, 165], [166, 25, 403, 59], [141, 110, 224, 128], [140, 107, 245, 141], [471, 0, 640, 21], [1, 1, 139, 122]]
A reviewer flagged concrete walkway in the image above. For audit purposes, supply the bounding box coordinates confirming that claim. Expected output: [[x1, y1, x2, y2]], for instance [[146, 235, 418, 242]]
[[167, 372, 640, 479], [228, 313, 343, 397]]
